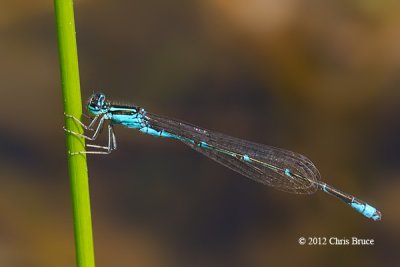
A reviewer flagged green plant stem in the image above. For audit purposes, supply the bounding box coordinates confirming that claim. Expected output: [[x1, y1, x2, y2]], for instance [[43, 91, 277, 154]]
[[54, 0, 95, 266]]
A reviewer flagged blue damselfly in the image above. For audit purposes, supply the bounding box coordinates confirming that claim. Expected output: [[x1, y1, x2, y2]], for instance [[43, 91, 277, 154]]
[[64, 92, 382, 221]]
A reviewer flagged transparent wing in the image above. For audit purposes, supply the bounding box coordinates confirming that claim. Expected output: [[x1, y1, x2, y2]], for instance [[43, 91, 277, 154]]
[[145, 112, 321, 194]]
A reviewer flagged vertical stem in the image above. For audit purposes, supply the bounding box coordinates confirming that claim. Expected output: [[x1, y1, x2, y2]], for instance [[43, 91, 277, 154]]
[[54, 0, 95, 266]]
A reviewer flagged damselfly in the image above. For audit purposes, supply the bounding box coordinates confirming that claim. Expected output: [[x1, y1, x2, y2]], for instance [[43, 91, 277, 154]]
[[64, 92, 382, 221]]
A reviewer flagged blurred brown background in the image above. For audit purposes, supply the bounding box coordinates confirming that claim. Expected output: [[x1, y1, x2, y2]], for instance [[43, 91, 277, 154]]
[[1, 0, 399, 266]]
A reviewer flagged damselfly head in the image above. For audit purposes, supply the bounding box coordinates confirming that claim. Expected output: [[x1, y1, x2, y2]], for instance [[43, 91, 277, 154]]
[[87, 92, 109, 115]]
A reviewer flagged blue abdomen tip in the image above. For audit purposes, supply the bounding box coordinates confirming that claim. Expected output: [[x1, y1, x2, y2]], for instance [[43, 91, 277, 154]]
[[350, 202, 381, 221]]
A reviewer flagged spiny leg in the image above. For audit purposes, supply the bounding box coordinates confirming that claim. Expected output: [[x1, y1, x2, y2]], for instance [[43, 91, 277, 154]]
[[64, 112, 99, 131], [64, 113, 115, 155], [64, 114, 106, 141], [70, 125, 117, 155]]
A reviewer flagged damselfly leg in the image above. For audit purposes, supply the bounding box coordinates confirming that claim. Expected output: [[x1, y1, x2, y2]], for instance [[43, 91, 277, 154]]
[[64, 113, 117, 155]]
